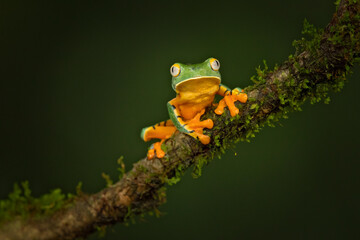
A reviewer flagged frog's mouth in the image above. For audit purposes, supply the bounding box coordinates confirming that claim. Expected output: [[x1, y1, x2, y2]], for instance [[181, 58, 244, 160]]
[[175, 76, 220, 93]]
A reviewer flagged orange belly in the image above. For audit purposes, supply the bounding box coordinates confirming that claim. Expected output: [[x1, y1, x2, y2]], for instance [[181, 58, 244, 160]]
[[175, 78, 220, 120], [178, 95, 215, 120]]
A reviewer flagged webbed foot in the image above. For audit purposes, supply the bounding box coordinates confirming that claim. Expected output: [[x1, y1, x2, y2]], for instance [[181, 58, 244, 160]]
[[147, 139, 165, 160], [215, 88, 247, 117], [184, 109, 213, 145]]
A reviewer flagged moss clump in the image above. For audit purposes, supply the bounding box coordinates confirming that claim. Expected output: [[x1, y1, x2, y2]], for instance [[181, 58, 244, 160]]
[[0, 181, 74, 225], [117, 156, 126, 179], [101, 172, 113, 187], [101, 156, 127, 187]]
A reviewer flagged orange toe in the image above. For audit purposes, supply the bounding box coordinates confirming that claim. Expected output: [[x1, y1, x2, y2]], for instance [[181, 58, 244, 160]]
[[156, 149, 165, 158], [214, 99, 226, 115], [200, 135, 210, 144], [147, 139, 166, 160], [195, 133, 210, 145], [154, 140, 165, 158], [237, 93, 248, 103], [224, 95, 239, 117], [147, 149, 155, 160], [203, 119, 214, 129]]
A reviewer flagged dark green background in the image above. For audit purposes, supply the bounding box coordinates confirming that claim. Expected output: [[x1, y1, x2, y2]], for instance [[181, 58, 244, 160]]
[[1, 0, 359, 239]]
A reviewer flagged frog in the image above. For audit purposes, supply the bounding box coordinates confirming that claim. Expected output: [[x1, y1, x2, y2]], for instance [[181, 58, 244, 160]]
[[140, 58, 248, 160]]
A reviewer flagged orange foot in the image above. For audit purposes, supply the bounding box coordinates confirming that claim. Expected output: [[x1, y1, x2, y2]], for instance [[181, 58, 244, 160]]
[[185, 109, 214, 144], [147, 139, 165, 160], [215, 89, 247, 117]]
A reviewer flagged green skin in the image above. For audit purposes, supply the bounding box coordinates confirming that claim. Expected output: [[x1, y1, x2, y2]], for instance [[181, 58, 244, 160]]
[[141, 58, 241, 140], [170, 58, 221, 90], [168, 58, 225, 134]]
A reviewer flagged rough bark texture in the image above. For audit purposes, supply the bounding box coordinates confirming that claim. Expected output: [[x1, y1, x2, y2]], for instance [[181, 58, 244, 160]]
[[0, 0, 359, 239]]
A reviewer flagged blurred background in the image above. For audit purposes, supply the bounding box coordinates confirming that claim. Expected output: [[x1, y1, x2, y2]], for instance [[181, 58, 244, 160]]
[[1, 0, 359, 239]]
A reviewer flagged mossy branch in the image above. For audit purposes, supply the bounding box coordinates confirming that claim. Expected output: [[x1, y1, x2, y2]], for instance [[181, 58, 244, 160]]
[[1, 0, 359, 239]]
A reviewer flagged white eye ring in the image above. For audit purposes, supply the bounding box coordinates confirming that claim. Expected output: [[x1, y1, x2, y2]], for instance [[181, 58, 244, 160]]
[[210, 58, 220, 71], [170, 64, 180, 77]]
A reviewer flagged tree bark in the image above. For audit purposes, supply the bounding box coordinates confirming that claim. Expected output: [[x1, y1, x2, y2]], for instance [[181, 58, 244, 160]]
[[0, 0, 359, 239]]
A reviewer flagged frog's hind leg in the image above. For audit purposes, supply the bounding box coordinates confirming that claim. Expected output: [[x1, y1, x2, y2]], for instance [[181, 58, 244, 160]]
[[141, 119, 176, 160], [141, 120, 175, 141]]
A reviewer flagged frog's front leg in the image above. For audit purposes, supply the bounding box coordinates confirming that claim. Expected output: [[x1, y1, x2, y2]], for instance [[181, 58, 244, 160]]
[[167, 100, 213, 144], [215, 84, 248, 117]]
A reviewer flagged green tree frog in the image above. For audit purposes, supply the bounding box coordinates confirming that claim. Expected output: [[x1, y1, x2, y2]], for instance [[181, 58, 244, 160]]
[[141, 58, 247, 159]]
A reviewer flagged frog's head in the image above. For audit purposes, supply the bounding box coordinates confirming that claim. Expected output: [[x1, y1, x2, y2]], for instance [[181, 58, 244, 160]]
[[170, 58, 221, 92]]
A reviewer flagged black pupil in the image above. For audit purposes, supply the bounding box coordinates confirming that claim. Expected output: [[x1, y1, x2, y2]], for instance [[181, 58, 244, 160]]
[[172, 66, 175, 74], [214, 60, 219, 66]]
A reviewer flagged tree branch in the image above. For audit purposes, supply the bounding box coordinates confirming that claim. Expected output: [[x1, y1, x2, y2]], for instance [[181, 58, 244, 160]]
[[1, 0, 359, 239]]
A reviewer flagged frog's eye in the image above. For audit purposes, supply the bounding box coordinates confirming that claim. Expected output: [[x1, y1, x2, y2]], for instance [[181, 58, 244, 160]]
[[170, 64, 181, 77], [210, 58, 220, 71]]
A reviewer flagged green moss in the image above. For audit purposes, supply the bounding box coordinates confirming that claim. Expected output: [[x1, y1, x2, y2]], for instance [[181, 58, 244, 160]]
[[76, 181, 83, 195], [123, 206, 135, 226], [0, 181, 73, 226], [101, 156, 127, 187], [101, 172, 113, 187], [251, 60, 270, 84], [166, 176, 181, 185], [117, 156, 126, 180], [136, 164, 149, 173], [165, 162, 186, 185], [192, 156, 208, 178], [95, 225, 107, 238]]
